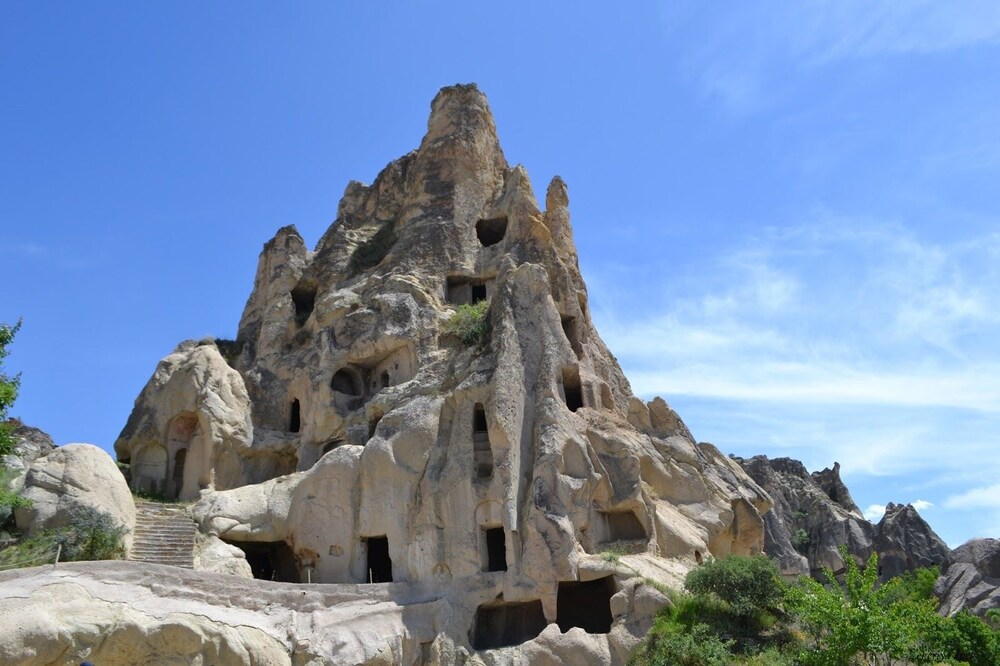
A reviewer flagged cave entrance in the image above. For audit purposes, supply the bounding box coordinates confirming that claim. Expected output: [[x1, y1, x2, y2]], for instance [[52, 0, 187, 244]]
[[482, 527, 507, 572], [363, 536, 392, 583], [224, 540, 300, 583], [473, 402, 493, 479], [556, 576, 615, 634], [476, 216, 508, 247], [322, 440, 344, 456], [561, 315, 582, 357], [171, 448, 187, 498], [601, 511, 646, 542], [289, 399, 301, 433], [291, 280, 317, 326], [471, 599, 547, 650], [561, 366, 583, 412]]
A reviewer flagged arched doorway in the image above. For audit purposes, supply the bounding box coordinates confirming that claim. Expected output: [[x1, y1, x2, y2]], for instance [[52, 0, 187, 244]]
[[166, 412, 200, 500], [132, 443, 167, 495]]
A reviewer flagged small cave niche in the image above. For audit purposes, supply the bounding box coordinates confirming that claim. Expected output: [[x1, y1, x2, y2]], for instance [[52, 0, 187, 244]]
[[695, 550, 703, 564], [224, 539, 300, 583], [556, 576, 616, 634], [331, 343, 417, 413], [290, 280, 317, 326], [561, 366, 584, 413], [331, 367, 364, 396], [473, 403, 493, 479], [561, 315, 583, 358], [289, 399, 301, 433], [171, 448, 187, 498], [363, 536, 393, 583], [600, 510, 647, 542], [481, 526, 507, 572], [471, 599, 547, 650], [476, 216, 508, 247], [446, 275, 495, 306]]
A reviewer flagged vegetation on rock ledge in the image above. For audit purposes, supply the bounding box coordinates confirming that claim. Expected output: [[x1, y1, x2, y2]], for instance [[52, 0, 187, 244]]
[[630, 549, 1000, 666], [445, 300, 491, 347]]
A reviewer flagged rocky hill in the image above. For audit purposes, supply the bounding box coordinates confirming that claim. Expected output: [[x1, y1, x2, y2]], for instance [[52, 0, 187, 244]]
[[1, 84, 776, 665], [735, 455, 950, 581]]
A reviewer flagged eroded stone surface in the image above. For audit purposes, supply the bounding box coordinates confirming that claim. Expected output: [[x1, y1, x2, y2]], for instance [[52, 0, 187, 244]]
[[98, 84, 774, 663], [14, 443, 135, 550]]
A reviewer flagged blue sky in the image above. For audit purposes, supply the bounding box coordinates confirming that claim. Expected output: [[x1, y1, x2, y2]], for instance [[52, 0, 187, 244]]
[[2, 3, 998, 548]]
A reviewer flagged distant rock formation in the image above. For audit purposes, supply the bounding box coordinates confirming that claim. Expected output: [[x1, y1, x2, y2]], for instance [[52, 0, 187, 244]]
[[736, 456, 874, 576], [1, 418, 55, 475], [936, 538, 1000, 617], [99, 83, 772, 664], [735, 455, 948, 581], [875, 502, 951, 580]]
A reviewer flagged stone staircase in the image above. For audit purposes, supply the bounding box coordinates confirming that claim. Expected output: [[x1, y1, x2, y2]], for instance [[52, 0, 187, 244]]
[[129, 501, 196, 569]]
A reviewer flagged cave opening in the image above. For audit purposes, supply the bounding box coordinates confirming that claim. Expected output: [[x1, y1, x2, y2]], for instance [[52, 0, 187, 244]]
[[224, 540, 300, 583], [471, 599, 547, 650], [483, 527, 507, 572], [473, 402, 493, 479], [556, 576, 615, 634], [561, 366, 584, 412], [476, 216, 508, 247], [363, 536, 393, 583], [289, 399, 301, 433], [602, 511, 646, 542], [561, 315, 582, 357], [291, 281, 317, 326]]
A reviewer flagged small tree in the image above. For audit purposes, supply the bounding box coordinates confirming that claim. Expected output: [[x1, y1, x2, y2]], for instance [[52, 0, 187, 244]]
[[0, 319, 23, 457]]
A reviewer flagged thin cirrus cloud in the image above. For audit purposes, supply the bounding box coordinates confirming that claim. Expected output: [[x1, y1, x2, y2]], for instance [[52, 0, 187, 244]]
[[589, 217, 1000, 495], [594, 218, 1000, 413], [659, 1, 1000, 110]]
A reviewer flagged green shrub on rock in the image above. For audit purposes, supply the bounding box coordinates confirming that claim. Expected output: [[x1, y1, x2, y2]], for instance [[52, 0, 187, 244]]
[[445, 300, 491, 347]]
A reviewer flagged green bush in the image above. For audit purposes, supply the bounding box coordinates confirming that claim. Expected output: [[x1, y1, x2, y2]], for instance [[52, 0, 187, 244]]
[[445, 300, 491, 347], [349, 222, 397, 274], [685, 555, 783, 620], [791, 528, 810, 552], [52, 505, 128, 561], [630, 617, 733, 666]]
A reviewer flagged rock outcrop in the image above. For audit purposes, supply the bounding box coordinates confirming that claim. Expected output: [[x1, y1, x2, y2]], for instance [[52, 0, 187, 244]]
[[14, 443, 136, 549], [0, 419, 55, 476], [736, 456, 950, 582], [874, 502, 951, 581], [101, 84, 771, 663], [736, 455, 873, 577], [936, 539, 1000, 617]]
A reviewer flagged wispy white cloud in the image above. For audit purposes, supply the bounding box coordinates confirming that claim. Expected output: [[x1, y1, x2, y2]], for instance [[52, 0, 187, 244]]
[[945, 484, 1000, 509], [864, 504, 886, 521], [660, 1, 1000, 110]]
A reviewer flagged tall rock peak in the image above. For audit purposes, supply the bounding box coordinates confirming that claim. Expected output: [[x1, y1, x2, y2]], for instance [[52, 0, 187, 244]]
[[112, 85, 771, 664]]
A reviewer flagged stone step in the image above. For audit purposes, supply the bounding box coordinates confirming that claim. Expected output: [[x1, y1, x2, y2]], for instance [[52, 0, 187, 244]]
[[128, 502, 197, 569]]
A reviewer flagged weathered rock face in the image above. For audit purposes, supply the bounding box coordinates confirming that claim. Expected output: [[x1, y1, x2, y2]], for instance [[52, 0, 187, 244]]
[[737, 456, 950, 582], [0, 419, 55, 477], [875, 502, 951, 581], [110, 84, 770, 662], [14, 443, 136, 549], [115, 340, 260, 501], [936, 538, 1000, 617], [736, 455, 872, 577]]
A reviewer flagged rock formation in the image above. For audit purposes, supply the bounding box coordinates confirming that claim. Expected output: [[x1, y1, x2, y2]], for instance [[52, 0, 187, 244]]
[[875, 502, 951, 581], [736, 456, 949, 582], [14, 443, 136, 550], [0, 418, 55, 476], [936, 538, 1000, 617], [736, 455, 872, 577], [102, 83, 771, 663]]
